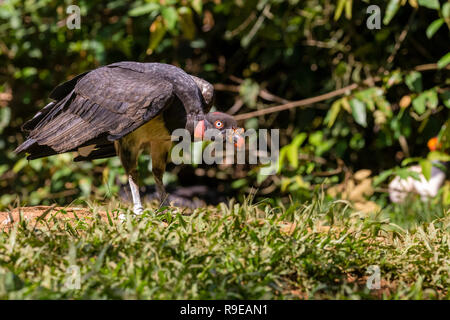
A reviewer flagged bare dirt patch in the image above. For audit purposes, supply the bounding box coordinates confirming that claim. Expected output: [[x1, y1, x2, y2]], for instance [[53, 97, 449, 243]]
[[0, 206, 109, 230]]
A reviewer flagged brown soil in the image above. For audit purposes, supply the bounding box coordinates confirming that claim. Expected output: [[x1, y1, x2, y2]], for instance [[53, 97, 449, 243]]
[[0, 205, 109, 230]]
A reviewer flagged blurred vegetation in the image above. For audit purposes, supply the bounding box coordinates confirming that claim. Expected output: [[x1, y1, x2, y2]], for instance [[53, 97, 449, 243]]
[[0, 0, 449, 215]]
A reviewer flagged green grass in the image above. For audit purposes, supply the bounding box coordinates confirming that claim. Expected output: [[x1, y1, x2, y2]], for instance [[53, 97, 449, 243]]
[[0, 196, 449, 299]]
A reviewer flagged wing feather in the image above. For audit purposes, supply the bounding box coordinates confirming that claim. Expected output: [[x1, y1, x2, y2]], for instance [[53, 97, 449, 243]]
[[16, 66, 174, 158], [189, 75, 214, 110]]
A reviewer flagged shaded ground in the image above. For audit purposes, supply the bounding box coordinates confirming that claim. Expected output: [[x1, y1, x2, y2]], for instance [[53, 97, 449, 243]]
[[119, 184, 228, 209]]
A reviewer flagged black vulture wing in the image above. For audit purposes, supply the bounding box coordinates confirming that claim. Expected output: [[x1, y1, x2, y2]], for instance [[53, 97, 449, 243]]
[[15, 65, 174, 159]]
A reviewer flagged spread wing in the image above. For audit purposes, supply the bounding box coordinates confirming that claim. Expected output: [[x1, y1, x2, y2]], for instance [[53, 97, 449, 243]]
[[15, 66, 174, 159]]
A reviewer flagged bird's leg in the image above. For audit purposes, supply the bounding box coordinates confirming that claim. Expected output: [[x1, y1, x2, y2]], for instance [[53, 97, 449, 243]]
[[115, 141, 143, 215], [153, 166, 168, 206], [128, 169, 143, 215], [150, 141, 171, 207]]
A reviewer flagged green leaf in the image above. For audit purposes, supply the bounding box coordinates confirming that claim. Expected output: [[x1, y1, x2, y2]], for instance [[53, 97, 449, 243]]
[[426, 18, 444, 38], [13, 158, 28, 173], [384, 0, 401, 25], [309, 131, 323, 146], [344, 0, 352, 19], [437, 119, 450, 150], [384, 70, 403, 88], [350, 98, 367, 127], [0, 164, 8, 176], [405, 71, 422, 92], [442, 2, 450, 19], [231, 178, 247, 189], [178, 7, 196, 40], [355, 88, 377, 111], [374, 96, 393, 117], [316, 139, 335, 156], [128, 3, 160, 17], [412, 96, 426, 114], [373, 169, 394, 186], [412, 89, 438, 114], [280, 177, 291, 192], [427, 151, 450, 162], [190, 0, 202, 14], [244, 118, 259, 130], [419, 159, 432, 181], [283, 133, 307, 169], [277, 148, 287, 174], [239, 79, 260, 108], [162, 6, 178, 31], [148, 17, 167, 52], [325, 99, 341, 128], [401, 157, 422, 167], [334, 0, 346, 21], [0, 107, 11, 134], [292, 132, 308, 148], [286, 145, 299, 169], [437, 52, 450, 69], [256, 169, 270, 185], [396, 167, 421, 181], [441, 91, 450, 108], [418, 0, 440, 10]]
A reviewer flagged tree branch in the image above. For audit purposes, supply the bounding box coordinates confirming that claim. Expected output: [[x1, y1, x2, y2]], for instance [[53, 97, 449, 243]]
[[233, 63, 449, 121]]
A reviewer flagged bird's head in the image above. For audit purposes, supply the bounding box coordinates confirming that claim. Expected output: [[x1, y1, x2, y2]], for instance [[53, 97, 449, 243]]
[[194, 112, 245, 149]]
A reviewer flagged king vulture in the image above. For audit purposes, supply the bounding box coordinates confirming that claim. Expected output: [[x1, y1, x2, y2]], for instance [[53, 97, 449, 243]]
[[15, 62, 244, 215]]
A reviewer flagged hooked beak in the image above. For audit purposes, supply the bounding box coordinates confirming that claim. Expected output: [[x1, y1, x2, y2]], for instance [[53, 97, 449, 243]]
[[194, 120, 206, 140], [231, 128, 245, 149]]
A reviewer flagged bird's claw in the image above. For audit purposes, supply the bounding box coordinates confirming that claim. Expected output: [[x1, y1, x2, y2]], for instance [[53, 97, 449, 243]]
[[118, 206, 144, 222], [133, 206, 144, 215]]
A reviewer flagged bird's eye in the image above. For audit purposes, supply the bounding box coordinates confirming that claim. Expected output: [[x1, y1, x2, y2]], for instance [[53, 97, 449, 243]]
[[214, 120, 224, 129]]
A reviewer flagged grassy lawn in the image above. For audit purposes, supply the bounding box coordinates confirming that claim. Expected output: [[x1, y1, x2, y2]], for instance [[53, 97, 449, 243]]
[[0, 197, 449, 299]]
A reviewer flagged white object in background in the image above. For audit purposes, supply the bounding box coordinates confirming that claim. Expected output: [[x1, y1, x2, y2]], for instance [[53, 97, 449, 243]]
[[388, 164, 446, 203]]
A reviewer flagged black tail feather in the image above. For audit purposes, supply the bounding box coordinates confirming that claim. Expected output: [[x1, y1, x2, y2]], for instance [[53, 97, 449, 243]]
[[14, 138, 36, 154], [15, 139, 58, 160], [21, 102, 56, 132]]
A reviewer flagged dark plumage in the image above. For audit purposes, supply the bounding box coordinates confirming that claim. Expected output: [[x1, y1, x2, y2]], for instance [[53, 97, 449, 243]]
[[16, 62, 214, 159], [15, 61, 244, 215]]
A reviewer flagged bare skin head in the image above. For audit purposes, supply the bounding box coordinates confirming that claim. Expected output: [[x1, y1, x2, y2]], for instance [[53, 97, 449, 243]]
[[194, 112, 245, 148]]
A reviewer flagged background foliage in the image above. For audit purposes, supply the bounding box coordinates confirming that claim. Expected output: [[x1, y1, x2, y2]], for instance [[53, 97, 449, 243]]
[[0, 0, 449, 219]]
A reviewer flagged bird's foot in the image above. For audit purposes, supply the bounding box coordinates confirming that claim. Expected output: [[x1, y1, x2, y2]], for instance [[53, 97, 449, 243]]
[[133, 205, 144, 215], [118, 205, 144, 221]]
